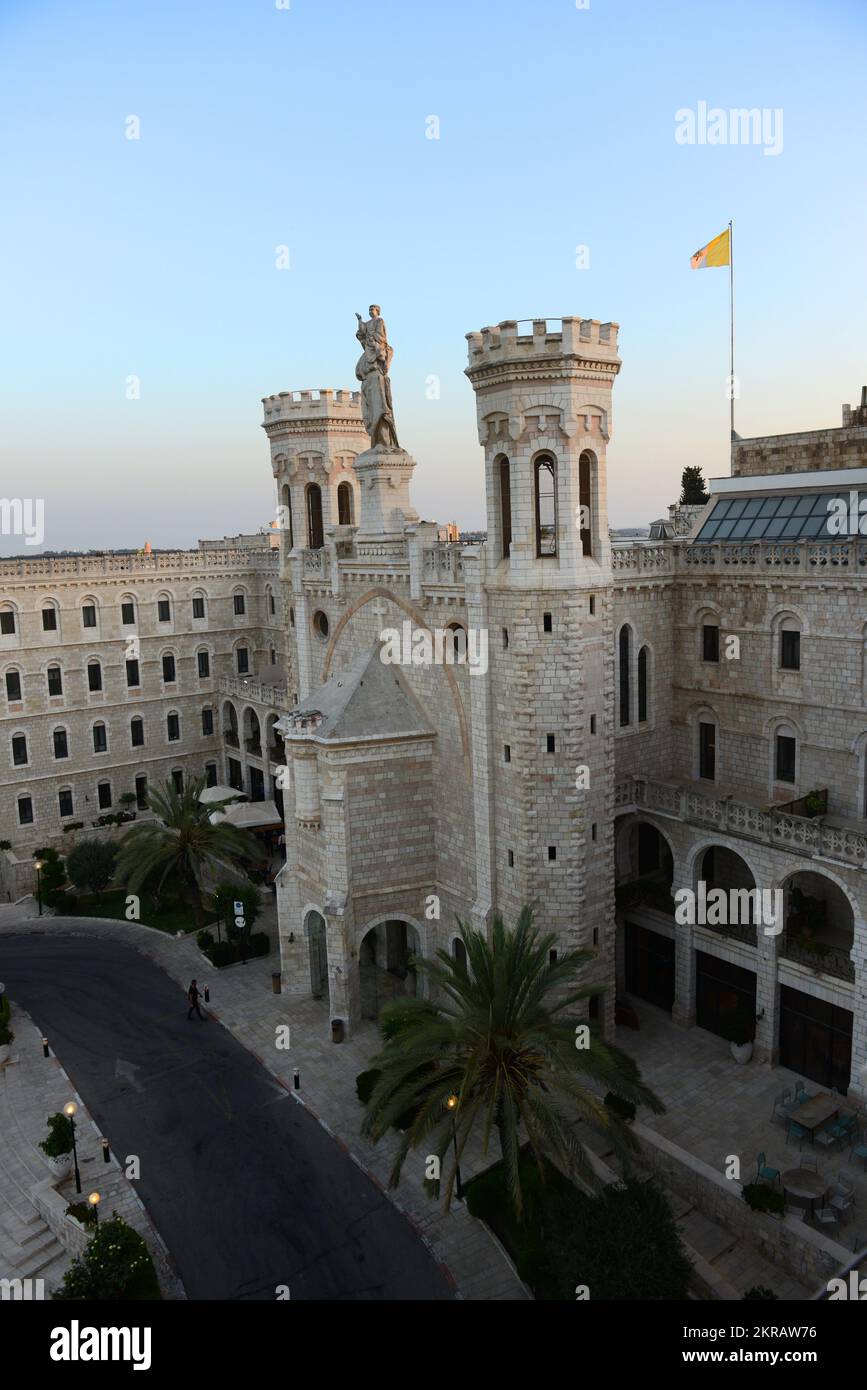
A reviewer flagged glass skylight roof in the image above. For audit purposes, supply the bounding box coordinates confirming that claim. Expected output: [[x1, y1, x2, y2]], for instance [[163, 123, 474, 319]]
[[693, 492, 867, 543]]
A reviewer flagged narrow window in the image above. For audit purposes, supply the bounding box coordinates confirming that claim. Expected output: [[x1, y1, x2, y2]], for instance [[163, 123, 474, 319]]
[[237, 647, 250, 675], [307, 483, 324, 549], [699, 721, 716, 781], [167, 713, 180, 742], [590, 714, 596, 735], [776, 734, 796, 783], [546, 734, 556, 753], [205, 762, 218, 787], [638, 646, 648, 723], [87, 661, 102, 692], [157, 599, 171, 623], [0, 612, 16, 635], [548, 845, 557, 862], [499, 457, 512, 559], [93, 723, 107, 753], [12, 733, 27, 766], [507, 849, 514, 867], [47, 666, 62, 696], [202, 708, 214, 736], [534, 456, 557, 557], [131, 718, 144, 748], [135, 775, 148, 809], [172, 768, 184, 794], [53, 729, 68, 759], [58, 789, 74, 818], [126, 659, 140, 688], [97, 782, 112, 810], [502, 628, 509, 650], [504, 744, 511, 763], [619, 626, 631, 727], [197, 651, 210, 678], [702, 624, 720, 662], [281, 485, 294, 549], [42, 607, 57, 631], [121, 601, 135, 625], [589, 595, 596, 616], [82, 604, 96, 629], [18, 795, 33, 825], [337, 481, 354, 526], [543, 612, 553, 633], [6, 670, 22, 701], [162, 653, 176, 683], [192, 596, 205, 620], [233, 594, 245, 616], [780, 629, 801, 671], [579, 451, 593, 556]]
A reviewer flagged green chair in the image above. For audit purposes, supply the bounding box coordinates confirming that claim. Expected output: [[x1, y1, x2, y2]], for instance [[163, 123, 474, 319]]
[[757, 1152, 781, 1187]]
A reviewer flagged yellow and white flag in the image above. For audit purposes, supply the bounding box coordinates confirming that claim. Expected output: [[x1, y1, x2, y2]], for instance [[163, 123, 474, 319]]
[[690, 227, 730, 269]]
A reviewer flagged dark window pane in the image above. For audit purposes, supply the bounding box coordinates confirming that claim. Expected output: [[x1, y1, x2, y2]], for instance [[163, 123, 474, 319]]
[[82, 605, 96, 628], [237, 648, 249, 675], [12, 734, 27, 765], [18, 797, 33, 825], [162, 654, 175, 682], [192, 597, 205, 619], [135, 776, 148, 809], [158, 600, 171, 622], [703, 625, 720, 662], [793, 495, 818, 516], [758, 496, 780, 516], [699, 722, 716, 780], [126, 659, 140, 687], [619, 625, 631, 727], [202, 708, 214, 736], [782, 516, 805, 537], [87, 663, 102, 692], [42, 607, 57, 631], [742, 498, 764, 516], [59, 790, 74, 818], [197, 651, 210, 678], [98, 783, 112, 809], [776, 497, 797, 516], [764, 518, 787, 538], [0, 611, 15, 635], [715, 519, 736, 539], [47, 666, 62, 696], [233, 594, 245, 616], [6, 671, 22, 700], [780, 630, 801, 671], [53, 729, 68, 759], [121, 602, 135, 624], [776, 735, 796, 783], [93, 724, 107, 753], [131, 719, 144, 747], [726, 500, 747, 518]]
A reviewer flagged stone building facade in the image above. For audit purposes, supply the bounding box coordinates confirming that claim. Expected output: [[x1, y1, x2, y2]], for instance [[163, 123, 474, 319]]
[[4, 312, 867, 1107]]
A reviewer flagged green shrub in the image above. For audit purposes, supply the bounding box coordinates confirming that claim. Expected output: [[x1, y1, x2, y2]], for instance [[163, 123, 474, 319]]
[[39, 1113, 74, 1159], [379, 1000, 439, 1041], [196, 930, 215, 950], [52, 1214, 160, 1300], [0, 839, 11, 851], [742, 1183, 785, 1216], [66, 840, 117, 894], [0, 1023, 13, 1046], [206, 941, 237, 969], [62, 822, 84, 834], [41, 853, 68, 910], [62, 893, 78, 915], [356, 1070, 382, 1106], [66, 1201, 97, 1229], [604, 1091, 636, 1122], [743, 1285, 779, 1300]]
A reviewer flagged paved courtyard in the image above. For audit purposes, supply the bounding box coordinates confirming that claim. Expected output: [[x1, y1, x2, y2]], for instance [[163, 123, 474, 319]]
[[617, 1001, 867, 1255]]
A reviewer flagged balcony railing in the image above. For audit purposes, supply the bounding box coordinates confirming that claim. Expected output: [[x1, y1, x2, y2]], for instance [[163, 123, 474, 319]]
[[219, 675, 290, 710], [781, 932, 855, 983], [422, 544, 465, 585], [223, 730, 240, 748], [616, 775, 867, 870], [611, 538, 867, 581], [245, 738, 263, 756]]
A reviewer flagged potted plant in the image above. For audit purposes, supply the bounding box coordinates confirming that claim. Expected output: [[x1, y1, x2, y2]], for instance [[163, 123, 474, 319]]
[[39, 1112, 75, 1180], [724, 1009, 756, 1064], [0, 839, 11, 851], [118, 793, 138, 822], [742, 1183, 785, 1217], [803, 790, 825, 819]]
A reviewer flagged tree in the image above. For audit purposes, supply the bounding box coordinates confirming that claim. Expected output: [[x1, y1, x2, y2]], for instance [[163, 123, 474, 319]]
[[360, 908, 664, 1217], [66, 840, 117, 894], [114, 777, 261, 927], [36, 846, 67, 909], [680, 466, 708, 505], [52, 1214, 159, 1300]]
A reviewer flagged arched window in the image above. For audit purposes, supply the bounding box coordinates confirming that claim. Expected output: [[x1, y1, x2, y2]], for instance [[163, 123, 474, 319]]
[[446, 623, 467, 664], [92, 721, 108, 754], [498, 456, 512, 559], [41, 599, 60, 633], [280, 484, 294, 549], [453, 937, 468, 974], [5, 667, 23, 702], [307, 483, 324, 550], [337, 481, 354, 526], [130, 716, 145, 748], [534, 456, 557, 557], [0, 603, 19, 640], [47, 665, 62, 696], [618, 625, 631, 728], [87, 660, 102, 693], [638, 646, 649, 723], [579, 451, 593, 557]]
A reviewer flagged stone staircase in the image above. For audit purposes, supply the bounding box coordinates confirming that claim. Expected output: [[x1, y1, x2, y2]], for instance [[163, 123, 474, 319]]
[[0, 1018, 69, 1294]]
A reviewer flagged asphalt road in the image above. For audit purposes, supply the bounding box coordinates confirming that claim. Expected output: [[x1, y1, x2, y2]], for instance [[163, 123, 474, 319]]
[[1, 931, 451, 1301]]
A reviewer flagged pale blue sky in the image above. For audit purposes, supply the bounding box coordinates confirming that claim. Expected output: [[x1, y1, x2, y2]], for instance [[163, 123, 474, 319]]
[[1, 0, 865, 552]]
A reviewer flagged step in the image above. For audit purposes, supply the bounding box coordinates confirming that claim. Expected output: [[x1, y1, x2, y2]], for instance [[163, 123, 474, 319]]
[[677, 1206, 737, 1264], [1, 1210, 51, 1245], [15, 1232, 66, 1279]]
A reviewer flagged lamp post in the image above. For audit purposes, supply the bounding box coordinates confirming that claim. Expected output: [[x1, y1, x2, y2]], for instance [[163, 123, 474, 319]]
[[63, 1101, 82, 1194], [33, 858, 44, 916], [446, 1094, 464, 1202], [87, 1192, 101, 1225]]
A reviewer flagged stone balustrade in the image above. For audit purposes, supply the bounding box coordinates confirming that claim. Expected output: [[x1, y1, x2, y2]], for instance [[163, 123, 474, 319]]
[[301, 548, 330, 580], [0, 548, 279, 579], [611, 538, 867, 580], [615, 775, 867, 871], [422, 544, 465, 585], [219, 674, 290, 710]]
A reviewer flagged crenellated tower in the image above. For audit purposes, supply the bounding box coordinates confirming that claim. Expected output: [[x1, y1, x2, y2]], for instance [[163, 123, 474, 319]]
[[465, 316, 622, 1036]]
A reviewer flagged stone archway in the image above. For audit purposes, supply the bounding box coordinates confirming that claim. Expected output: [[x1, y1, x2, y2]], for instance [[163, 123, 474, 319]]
[[358, 918, 422, 1021], [305, 910, 328, 1000]]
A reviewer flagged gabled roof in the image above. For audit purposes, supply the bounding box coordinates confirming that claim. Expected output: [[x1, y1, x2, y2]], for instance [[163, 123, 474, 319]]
[[279, 645, 435, 743]]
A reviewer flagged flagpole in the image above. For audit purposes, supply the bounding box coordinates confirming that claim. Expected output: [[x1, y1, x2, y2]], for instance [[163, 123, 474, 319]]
[[729, 218, 735, 442]]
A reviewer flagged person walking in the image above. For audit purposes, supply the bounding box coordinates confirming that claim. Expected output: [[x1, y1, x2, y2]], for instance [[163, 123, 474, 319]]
[[187, 979, 205, 1021]]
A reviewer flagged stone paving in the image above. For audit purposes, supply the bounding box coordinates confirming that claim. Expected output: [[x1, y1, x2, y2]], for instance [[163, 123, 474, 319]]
[[617, 1001, 867, 1290], [0, 908, 528, 1301], [0, 1001, 181, 1298]]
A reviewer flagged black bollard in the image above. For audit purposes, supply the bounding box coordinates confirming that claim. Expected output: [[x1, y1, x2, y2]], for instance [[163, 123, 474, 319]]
[[293, 1067, 300, 1091], [42, 1038, 50, 1058]]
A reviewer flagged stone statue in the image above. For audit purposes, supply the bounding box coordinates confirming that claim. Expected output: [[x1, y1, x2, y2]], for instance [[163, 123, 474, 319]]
[[355, 305, 400, 449]]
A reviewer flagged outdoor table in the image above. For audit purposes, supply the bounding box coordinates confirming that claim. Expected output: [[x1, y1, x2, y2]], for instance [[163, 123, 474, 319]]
[[781, 1168, 828, 1218], [787, 1091, 839, 1142]]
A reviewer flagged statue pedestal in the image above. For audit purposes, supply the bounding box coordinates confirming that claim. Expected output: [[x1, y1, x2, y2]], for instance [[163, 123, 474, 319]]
[[353, 447, 419, 540]]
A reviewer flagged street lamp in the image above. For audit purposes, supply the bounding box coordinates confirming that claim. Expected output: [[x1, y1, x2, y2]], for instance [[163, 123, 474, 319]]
[[87, 1192, 101, 1224], [446, 1094, 464, 1202], [63, 1101, 82, 1194], [33, 858, 44, 916]]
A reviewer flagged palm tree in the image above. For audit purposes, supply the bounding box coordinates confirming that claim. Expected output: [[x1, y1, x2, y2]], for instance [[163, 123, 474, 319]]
[[360, 907, 664, 1216], [114, 777, 262, 927]]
